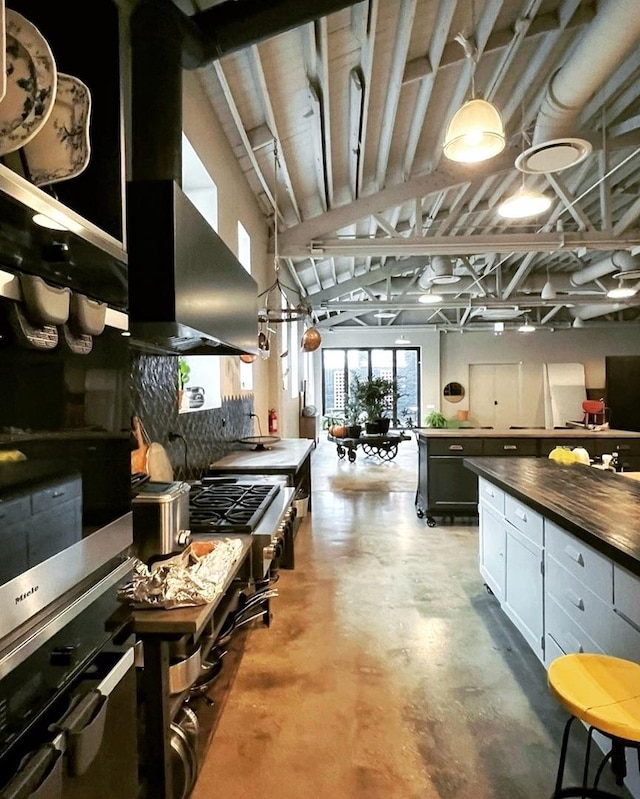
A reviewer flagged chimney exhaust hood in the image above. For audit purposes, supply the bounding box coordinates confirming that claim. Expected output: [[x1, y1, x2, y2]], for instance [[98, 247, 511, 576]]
[[126, 180, 258, 355]]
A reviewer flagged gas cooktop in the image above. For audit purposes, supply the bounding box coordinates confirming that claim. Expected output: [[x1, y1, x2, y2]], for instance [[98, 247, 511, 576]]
[[188, 482, 280, 534]]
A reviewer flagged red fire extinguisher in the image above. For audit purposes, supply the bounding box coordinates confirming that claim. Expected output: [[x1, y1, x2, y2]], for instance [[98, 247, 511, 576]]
[[268, 408, 278, 434]]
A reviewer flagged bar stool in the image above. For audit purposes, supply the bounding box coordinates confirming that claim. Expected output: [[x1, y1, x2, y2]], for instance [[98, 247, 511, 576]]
[[547, 653, 640, 798]]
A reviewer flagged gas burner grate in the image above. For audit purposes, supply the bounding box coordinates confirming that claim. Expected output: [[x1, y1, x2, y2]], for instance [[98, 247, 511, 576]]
[[189, 483, 280, 533]]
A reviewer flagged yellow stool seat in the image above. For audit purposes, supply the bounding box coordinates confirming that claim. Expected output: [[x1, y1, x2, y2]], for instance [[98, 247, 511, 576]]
[[548, 654, 640, 743], [548, 653, 640, 797]]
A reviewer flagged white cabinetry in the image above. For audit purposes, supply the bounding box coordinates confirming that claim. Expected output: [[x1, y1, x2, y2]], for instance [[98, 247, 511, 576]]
[[503, 496, 544, 661], [478, 479, 505, 602]]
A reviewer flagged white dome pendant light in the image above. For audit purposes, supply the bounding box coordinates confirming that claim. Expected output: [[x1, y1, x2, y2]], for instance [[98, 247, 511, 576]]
[[498, 114, 552, 219], [443, 31, 505, 164]]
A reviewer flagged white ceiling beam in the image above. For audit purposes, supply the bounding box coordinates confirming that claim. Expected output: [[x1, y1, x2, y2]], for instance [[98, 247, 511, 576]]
[[318, 295, 638, 311], [281, 230, 640, 259], [277, 150, 516, 246], [546, 173, 592, 231], [373, 0, 416, 188], [250, 44, 302, 223], [401, 0, 455, 178]]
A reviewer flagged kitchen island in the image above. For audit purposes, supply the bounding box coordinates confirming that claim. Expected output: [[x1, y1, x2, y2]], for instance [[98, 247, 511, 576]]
[[208, 438, 313, 511], [416, 427, 640, 525]]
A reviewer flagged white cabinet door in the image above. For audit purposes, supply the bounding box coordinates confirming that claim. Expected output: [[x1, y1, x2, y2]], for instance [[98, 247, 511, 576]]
[[504, 523, 544, 662], [479, 503, 506, 602]]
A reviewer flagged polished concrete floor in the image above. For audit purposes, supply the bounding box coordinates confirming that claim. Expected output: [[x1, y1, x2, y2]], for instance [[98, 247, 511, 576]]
[[192, 437, 629, 799]]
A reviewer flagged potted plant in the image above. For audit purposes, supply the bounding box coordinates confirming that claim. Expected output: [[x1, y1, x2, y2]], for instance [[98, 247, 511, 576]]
[[424, 410, 448, 428], [351, 375, 400, 434], [344, 395, 363, 438], [177, 356, 191, 409]]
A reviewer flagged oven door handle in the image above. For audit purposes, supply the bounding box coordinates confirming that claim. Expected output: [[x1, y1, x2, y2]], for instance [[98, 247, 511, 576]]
[[49, 648, 135, 777], [0, 744, 63, 799]]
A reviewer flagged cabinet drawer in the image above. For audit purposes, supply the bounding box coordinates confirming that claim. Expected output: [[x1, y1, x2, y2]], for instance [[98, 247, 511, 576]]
[[0, 495, 30, 525], [483, 438, 538, 456], [504, 495, 543, 546], [593, 439, 640, 456], [545, 592, 605, 658], [613, 563, 640, 629], [31, 477, 82, 514], [545, 520, 612, 603], [428, 438, 483, 456], [546, 555, 612, 644], [478, 478, 504, 514]]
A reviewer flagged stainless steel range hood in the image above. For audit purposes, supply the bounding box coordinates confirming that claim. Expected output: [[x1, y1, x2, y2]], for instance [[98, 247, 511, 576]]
[[126, 180, 258, 355]]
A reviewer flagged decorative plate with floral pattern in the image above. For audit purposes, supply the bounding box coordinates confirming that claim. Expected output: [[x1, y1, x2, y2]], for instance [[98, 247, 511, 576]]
[[0, 10, 56, 156], [23, 73, 91, 186]]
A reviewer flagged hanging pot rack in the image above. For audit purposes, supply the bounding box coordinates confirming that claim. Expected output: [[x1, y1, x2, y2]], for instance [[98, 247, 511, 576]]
[[257, 277, 311, 324]]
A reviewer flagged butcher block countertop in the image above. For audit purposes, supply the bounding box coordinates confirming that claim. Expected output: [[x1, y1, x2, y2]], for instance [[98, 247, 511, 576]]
[[416, 427, 640, 439], [209, 438, 314, 472], [464, 456, 640, 577]]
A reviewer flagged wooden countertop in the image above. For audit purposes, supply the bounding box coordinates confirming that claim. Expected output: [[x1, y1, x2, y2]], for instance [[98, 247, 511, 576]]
[[464, 456, 640, 576], [209, 438, 314, 472], [108, 537, 252, 636], [417, 427, 640, 439]]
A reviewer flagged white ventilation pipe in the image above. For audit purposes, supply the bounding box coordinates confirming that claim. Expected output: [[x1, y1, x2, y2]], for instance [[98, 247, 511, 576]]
[[573, 301, 640, 321], [570, 251, 637, 287], [533, 0, 640, 145]]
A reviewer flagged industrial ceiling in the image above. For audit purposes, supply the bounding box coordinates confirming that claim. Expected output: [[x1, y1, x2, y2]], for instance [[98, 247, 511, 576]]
[[171, 0, 640, 332]]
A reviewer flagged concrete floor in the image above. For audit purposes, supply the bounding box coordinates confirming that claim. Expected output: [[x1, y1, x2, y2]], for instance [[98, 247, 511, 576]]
[[191, 437, 629, 799]]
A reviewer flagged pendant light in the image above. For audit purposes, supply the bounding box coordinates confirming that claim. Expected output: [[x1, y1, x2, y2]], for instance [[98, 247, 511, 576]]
[[607, 278, 637, 299], [541, 266, 556, 300], [395, 333, 411, 345], [499, 110, 551, 219], [418, 289, 443, 304], [517, 316, 536, 333], [443, 31, 505, 164]]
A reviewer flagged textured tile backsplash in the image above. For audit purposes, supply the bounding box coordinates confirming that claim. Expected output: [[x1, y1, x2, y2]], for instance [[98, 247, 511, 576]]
[[130, 354, 253, 480]]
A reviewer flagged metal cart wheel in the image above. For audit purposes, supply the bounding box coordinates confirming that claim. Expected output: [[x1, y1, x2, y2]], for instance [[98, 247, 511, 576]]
[[361, 443, 374, 456], [379, 445, 397, 461], [416, 508, 425, 519], [348, 448, 357, 462], [337, 445, 345, 459], [426, 517, 436, 527]]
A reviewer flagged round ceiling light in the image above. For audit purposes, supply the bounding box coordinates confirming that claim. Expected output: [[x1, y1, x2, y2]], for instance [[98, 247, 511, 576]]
[[515, 138, 592, 174], [418, 291, 443, 304], [607, 284, 637, 299], [498, 186, 552, 219], [373, 310, 396, 318], [518, 321, 536, 333]]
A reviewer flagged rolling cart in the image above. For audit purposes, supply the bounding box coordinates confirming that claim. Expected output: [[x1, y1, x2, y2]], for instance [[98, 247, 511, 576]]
[[327, 432, 411, 462]]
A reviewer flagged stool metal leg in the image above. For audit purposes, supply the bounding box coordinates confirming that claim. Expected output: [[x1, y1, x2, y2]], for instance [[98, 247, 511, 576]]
[[554, 716, 577, 796]]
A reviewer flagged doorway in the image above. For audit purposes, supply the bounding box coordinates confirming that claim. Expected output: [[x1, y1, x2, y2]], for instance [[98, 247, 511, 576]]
[[469, 363, 523, 428]]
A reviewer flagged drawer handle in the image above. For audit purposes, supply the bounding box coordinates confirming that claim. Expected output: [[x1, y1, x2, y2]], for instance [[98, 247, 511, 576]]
[[565, 589, 585, 611], [51, 491, 66, 499], [503, 444, 517, 450], [484, 487, 495, 498], [563, 632, 584, 654], [449, 445, 463, 451], [564, 545, 584, 567], [616, 445, 630, 452], [515, 508, 527, 522]]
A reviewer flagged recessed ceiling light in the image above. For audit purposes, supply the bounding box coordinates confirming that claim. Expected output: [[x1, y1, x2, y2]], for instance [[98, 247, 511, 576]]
[[418, 292, 443, 304]]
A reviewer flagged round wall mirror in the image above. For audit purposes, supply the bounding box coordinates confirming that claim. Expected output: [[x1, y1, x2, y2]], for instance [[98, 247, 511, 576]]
[[443, 381, 465, 403]]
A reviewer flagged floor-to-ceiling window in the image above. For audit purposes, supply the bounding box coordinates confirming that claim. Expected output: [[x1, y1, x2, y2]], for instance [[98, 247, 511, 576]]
[[322, 347, 420, 426]]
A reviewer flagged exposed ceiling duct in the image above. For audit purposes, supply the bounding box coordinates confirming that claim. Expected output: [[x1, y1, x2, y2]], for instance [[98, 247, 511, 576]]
[[418, 256, 460, 286], [570, 251, 637, 287], [573, 301, 640, 321], [518, 0, 640, 174]]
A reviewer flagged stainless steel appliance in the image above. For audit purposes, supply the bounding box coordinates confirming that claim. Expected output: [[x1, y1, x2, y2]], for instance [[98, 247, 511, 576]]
[[187, 479, 296, 581], [132, 481, 191, 564], [0, 560, 138, 798]]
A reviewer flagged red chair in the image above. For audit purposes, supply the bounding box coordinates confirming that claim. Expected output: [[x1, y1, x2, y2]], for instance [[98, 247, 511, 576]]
[[582, 400, 607, 427]]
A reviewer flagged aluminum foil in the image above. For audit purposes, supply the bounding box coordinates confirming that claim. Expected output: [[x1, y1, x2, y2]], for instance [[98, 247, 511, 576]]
[[117, 538, 244, 610]]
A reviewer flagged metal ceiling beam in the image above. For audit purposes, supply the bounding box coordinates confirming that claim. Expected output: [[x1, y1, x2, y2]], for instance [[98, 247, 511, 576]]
[[281, 230, 640, 259], [318, 295, 638, 311], [277, 150, 516, 247]]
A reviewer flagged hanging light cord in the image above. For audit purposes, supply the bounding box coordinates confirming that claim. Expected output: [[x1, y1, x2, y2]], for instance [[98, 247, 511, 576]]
[[273, 139, 280, 275]]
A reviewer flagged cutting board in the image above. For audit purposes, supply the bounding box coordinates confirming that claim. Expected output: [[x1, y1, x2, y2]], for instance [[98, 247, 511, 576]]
[[146, 442, 174, 482]]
